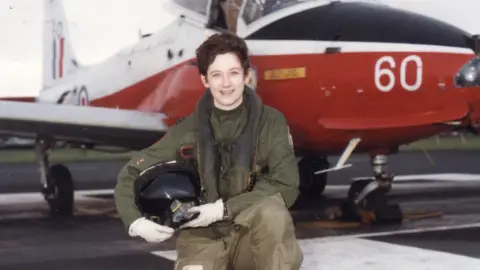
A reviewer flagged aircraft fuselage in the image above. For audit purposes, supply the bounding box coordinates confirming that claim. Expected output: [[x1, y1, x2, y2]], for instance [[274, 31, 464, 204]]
[[37, 1, 480, 156]]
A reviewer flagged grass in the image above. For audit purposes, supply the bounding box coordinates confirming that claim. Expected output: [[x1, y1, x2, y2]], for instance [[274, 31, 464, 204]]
[[400, 135, 480, 151], [0, 148, 133, 164], [0, 135, 479, 164]]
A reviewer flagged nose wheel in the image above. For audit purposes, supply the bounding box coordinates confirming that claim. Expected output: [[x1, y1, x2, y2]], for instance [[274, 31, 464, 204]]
[[339, 155, 403, 225], [35, 139, 74, 217]]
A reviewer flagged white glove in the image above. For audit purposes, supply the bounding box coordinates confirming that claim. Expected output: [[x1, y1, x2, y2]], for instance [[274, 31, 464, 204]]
[[128, 217, 174, 243], [180, 199, 224, 229]]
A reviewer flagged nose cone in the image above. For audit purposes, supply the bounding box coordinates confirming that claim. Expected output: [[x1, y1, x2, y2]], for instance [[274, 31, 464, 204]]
[[454, 57, 480, 88]]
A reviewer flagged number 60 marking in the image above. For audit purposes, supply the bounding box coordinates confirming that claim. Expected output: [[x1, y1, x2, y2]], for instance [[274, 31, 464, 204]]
[[374, 55, 423, 92]]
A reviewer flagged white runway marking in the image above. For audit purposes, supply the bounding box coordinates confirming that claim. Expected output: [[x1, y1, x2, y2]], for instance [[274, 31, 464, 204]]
[[152, 222, 480, 269], [352, 173, 480, 182], [298, 238, 480, 269]]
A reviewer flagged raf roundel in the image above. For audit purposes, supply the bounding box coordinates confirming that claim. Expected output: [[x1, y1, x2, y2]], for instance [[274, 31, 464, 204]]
[[78, 86, 89, 106]]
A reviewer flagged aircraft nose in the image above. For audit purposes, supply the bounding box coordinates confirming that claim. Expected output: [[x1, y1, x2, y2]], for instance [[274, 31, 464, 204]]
[[454, 56, 480, 88]]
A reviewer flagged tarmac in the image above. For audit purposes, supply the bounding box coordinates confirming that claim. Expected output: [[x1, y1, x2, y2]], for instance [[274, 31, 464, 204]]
[[2, 150, 480, 269]]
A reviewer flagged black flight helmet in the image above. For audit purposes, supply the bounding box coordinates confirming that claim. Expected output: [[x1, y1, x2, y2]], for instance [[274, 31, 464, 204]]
[[134, 160, 204, 229]]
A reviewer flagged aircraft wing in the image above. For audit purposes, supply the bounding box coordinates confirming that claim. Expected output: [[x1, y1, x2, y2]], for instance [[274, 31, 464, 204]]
[[0, 101, 169, 150], [0, 96, 36, 102], [318, 103, 469, 130]]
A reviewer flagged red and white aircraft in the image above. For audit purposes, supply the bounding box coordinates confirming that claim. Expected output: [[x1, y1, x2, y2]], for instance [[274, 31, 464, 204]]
[[1, 0, 480, 220]]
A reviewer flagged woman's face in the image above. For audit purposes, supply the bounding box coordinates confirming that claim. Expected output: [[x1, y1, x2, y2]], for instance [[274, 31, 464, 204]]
[[201, 52, 251, 111]]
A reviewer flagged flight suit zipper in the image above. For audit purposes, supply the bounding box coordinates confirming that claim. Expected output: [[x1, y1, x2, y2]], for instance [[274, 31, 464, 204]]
[[196, 142, 207, 203], [247, 126, 260, 192]]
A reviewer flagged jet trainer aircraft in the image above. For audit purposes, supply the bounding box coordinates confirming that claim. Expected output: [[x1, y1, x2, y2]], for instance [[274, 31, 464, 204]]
[[1, 0, 480, 222]]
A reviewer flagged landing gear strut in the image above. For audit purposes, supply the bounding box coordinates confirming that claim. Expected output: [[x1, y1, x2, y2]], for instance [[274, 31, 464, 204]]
[[35, 139, 74, 216], [339, 154, 403, 225]]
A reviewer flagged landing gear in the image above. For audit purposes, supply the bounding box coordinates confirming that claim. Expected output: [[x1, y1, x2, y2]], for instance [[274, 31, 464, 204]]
[[35, 139, 74, 217], [339, 155, 403, 225], [298, 157, 329, 198]]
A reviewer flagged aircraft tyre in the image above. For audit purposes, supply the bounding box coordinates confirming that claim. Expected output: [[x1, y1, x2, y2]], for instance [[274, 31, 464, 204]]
[[340, 179, 403, 225], [44, 164, 74, 217], [298, 157, 329, 198]]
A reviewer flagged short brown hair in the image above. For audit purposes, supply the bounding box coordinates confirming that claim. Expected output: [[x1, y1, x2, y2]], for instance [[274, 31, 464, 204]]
[[195, 32, 250, 77]]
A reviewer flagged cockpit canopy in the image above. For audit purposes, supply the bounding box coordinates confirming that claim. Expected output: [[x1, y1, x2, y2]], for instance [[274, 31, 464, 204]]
[[167, 0, 475, 52], [167, 0, 313, 36], [241, 0, 308, 25]]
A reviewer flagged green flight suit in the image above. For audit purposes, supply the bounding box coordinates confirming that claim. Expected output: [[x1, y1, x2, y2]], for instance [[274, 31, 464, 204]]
[[114, 86, 303, 269]]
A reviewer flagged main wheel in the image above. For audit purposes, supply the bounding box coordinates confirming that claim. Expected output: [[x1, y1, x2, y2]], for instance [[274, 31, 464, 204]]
[[298, 157, 329, 198], [340, 179, 402, 224], [45, 164, 74, 216]]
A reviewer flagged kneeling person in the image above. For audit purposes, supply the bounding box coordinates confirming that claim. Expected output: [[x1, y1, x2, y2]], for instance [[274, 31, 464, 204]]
[[114, 32, 303, 270]]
